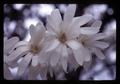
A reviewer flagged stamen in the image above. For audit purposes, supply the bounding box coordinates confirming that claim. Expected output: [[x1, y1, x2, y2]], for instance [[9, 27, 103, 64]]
[[59, 32, 67, 43], [30, 45, 41, 54]]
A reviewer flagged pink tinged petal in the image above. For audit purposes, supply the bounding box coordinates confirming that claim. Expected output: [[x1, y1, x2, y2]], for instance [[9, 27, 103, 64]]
[[80, 27, 99, 35], [17, 53, 32, 76], [5, 46, 29, 63], [91, 47, 105, 59], [31, 56, 38, 67], [46, 39, 60, 52], [66, 40, 80, 50], [63, 4, 76, 27], [4, 63, 14, 80], [9, 41, 28, 54], [71, 14, 93, 28], [61, 57, 68, 72], [91, 33, 108, 40], [93, 41, 109, 49]]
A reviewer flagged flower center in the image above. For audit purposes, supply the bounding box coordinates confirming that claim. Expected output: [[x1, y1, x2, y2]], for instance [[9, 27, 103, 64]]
[[59, 32, 67, 43], [30, 45, 41, 54]]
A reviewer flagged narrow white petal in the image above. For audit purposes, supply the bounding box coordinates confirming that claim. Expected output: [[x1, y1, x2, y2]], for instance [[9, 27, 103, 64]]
[[39, 50, 51, 64], [72, 49, 84, 65], [17, 53, 32, 76], [50, 51, 61, 67], [39, 65, 47, 80], [93, 41, 109, 49], [28, 65, 40, 80], [46, 15, 60, 34], [80, 27, 99, 35], [68, 54, 79, 71], [9, 41, 28, 54], [61, 44, 68, 57], [91, 47, 105, 59], [4, 37, 19, 53], [5, 46, 29, 63], [46, 39, 60, 52], [72, 43, 91, 65], [66, 40, 80, 50], [66, 26, 81, 40], [91, 33, 108, 40], [30, 22, 46, 45], [32, 55, 38, 67], [29, 24, 37, 38], [63, 4, 76, 28], [71, 14, 92, 27], [51, 9, 62, 28], [91, 20, 102, 29], [61, 57, 68, 72]]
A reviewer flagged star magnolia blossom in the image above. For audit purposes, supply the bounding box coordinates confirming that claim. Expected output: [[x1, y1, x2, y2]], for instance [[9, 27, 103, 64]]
[[4, 22, 49, 78], [44, 4, 103, 72], [4, 37, 19, 80], [4, 4, 110, 80]]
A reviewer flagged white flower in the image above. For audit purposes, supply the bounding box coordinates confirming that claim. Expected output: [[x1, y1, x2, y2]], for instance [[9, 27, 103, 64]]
[[45, 4, 94, 72], [78, 31, 109, 63], [4, 36, 19, 80], [4, 21, 49, 78]]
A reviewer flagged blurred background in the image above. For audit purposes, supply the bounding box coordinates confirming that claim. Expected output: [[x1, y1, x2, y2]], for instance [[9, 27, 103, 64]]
[[4, 4, 116, 80]]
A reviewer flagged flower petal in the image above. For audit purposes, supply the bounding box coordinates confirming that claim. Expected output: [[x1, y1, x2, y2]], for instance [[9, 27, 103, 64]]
[[91, 33, 108, 41], [93, 41, 109, 49], [51, 9, 62, 30], [32, 55, 38, 67], [71, 14, 92, 28], [5, 46, 29, 63], [46, 15, 60, 34], [61, 44, 68, 57], [91, 20, 102, 29], [28, 65, 40, 80], [4, 63, 14, 80], [50, 51, 61, 67], [9, 41, 28, 54], [66, 40, 80, 50], [91, 47, 105, 59], [30, 22, 46, 45], [4, 37, 19, 54], [80, 27, 99, 35], [61, 57, 68, 72], [63, 4, 76, 28], [17, 53, 32, 76], [46, 39, 60, 52], [72, 42, 91, 65]]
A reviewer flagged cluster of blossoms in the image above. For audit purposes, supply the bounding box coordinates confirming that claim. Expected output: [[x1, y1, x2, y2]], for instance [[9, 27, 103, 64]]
[[4, 4, 109, 80]]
